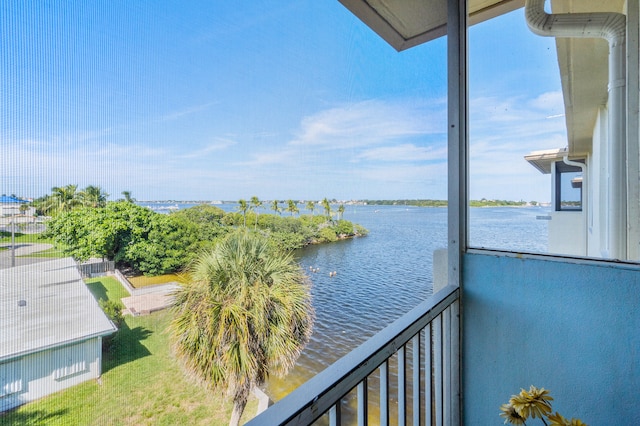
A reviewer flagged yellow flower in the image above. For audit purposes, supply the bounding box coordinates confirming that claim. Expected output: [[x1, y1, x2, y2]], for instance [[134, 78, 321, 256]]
[[548, 412, 588, 426], [499, 403, 526, 425], [510, 385, 553, 419]]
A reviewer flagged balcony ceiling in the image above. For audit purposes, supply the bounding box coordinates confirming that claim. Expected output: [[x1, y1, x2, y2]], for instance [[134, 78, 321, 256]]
[[338, 0, 524, 51], [340, 0, 626, 157]]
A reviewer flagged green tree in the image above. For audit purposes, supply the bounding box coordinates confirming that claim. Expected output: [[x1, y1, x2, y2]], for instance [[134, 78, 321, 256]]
[[306, 201, 315, 215], [124, 213, 198, 275], [321, 198, 332, 220], [172, 204, 227, 241], [250, 196, 262, 229], [270, 199, 280, 215], [337, 204, 345, 220], [121, 191, 135, 203], [45, 201, 197, 274], [286, 199, 299, 217], [170, 230, 314, 426], [48, 184, 82, 215], [237, 199, 249, 227], [80, 185, 109, 208]]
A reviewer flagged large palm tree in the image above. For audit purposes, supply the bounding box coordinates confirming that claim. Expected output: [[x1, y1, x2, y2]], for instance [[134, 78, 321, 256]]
[[49, 184, 81, 214], [80, 185, 109, 208], [170, 230, 314, 426]]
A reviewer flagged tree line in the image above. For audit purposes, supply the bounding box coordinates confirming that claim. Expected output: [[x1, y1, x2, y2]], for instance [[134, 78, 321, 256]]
[[363, 199, 537, 207], [42, 190, 367, 276]]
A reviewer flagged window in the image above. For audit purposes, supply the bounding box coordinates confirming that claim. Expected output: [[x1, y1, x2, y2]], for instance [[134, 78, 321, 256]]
[[554, 161, 583, 211], [0, 362, 22, 398]]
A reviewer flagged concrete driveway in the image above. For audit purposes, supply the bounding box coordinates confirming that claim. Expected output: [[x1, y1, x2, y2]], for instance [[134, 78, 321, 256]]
[[0, 243, 54, 269]]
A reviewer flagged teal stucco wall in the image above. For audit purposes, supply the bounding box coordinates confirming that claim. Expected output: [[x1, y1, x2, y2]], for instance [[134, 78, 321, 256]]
[[462, 252, 640, 425]]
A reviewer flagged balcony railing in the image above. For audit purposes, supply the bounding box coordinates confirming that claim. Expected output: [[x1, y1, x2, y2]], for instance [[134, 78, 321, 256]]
[[247, 285, 460, 426]]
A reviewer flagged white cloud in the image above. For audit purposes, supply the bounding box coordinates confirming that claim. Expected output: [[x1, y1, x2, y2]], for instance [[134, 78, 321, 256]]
[[160, 102, 216, 122], [180, 138, 236, 159], [357, 143, 447, 162], [289, 99, 446, 149]]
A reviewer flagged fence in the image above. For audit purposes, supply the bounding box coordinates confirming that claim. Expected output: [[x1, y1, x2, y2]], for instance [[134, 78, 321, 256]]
[[77, 260, 115, 278]]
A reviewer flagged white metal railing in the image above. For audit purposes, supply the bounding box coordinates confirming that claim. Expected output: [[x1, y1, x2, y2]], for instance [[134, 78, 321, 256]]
[[247, 285, 460, 425]]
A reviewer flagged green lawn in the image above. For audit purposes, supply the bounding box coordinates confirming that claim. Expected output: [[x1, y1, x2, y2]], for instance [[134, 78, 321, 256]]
[[0, 277, 257, 426], [0, 231, 50, 244]]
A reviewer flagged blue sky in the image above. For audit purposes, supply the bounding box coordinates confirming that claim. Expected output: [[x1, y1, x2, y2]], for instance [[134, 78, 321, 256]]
[[2, 1, 565, 202]]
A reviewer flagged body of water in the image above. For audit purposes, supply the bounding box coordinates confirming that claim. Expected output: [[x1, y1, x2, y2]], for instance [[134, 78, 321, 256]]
[[265, 204, 549, 402]]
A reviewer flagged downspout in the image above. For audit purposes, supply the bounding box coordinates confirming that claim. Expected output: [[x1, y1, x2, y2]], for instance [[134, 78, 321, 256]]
[[563, 155, 587, 255], [525, 0, 627, 260]]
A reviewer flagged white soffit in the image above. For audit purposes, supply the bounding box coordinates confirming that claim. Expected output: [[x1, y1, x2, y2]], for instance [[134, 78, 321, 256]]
[[338, 0, 524, 51], [524, 147, 589, 174], [552, 0, 626, 155]]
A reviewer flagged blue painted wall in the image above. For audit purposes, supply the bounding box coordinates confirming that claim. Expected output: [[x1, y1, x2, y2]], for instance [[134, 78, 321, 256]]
[[462, 252, 640, 425]]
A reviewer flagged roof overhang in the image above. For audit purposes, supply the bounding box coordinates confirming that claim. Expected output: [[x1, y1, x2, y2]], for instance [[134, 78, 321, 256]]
[[552, 0, 626, 155], [339, 0, 524, 51], [525, 148, 587, 174]]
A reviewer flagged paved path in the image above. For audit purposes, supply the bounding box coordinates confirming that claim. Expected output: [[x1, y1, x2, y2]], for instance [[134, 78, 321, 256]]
[[0, 243, 54, 269]]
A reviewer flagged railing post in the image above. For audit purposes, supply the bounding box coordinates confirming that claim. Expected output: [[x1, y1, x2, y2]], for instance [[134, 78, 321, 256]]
[[412, 333, 421, 425], [398, 346, 406, 426], [357, 378, 368, 426], [380, 361, 389, 426], [329, 403, 341, 426]]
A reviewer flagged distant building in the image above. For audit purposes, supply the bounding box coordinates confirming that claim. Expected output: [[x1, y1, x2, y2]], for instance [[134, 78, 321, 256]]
[[0, 258, 116, 412], [0, 195, 35, 218]]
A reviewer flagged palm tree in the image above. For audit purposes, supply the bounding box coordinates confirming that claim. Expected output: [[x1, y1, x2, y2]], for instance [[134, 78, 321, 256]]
[[49, 184, 81, 214], [338, 204, 345, 220], [270, 199, 280, 215], [170, 230, 314, 426], [250, 196, 262, 229], [306, 201, 315, 215], [237, 199, 249, 227], [121, 190, 135, 203], [80, 185, 109, 208], [322, 197, 332, 220], [286, 199, 299, 217]]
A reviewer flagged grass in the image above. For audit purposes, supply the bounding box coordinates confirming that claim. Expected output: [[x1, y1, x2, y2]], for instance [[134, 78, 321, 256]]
[[128, 274, 183, 288], [0, 276, 258, 426], [0, 231, 51, 244], [18, 246, 65, 258], [0, 231, 65, 258]]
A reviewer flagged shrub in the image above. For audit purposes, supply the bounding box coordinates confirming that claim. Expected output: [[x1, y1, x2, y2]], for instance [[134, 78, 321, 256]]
[[318, 227, 338, 243]]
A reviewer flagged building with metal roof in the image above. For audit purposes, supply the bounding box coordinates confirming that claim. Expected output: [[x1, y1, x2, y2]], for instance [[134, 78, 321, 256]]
[[0, 257, 116, 412]]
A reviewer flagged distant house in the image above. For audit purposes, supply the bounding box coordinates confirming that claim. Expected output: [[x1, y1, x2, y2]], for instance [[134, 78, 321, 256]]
[[0, 195, 34, 218], [0, 258, 116, 412]]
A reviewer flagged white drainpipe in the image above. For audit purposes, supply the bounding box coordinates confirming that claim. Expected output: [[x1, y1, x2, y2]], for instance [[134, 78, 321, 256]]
[[525, 0, 627, 260]]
